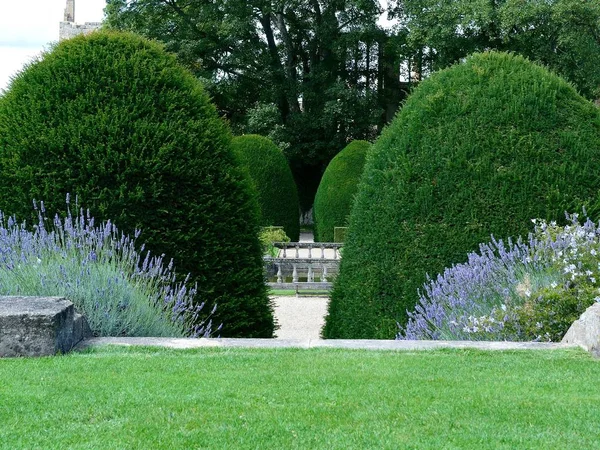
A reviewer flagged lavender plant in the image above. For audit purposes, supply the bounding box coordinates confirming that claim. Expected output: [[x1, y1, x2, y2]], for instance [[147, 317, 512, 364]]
[[0, 196, 215, 337], [399, 213, 600, 342]]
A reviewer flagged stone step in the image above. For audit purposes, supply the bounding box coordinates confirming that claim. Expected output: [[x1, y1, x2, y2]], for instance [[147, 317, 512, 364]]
[[0, 296, 91, 357]]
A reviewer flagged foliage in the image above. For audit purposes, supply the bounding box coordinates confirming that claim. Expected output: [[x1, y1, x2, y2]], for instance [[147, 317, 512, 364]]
[[313, 140, 370, 242], [104, 0, 385, 211], [232, 135, 300, 241], [392, 0, 600, 100], [334, 227, 348, 243], [400, 214, 600, 342], [104, 0, 600, 212], [324, 51, 600, 339], [0, 31, 273, 338], [0, 198, 212, 337], [260, 226, 290, 258], [242, 103, 290, 151]]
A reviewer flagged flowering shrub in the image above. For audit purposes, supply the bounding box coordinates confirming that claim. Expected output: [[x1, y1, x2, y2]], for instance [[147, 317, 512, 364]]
[[259, 227, 290, 258], [0, 197, 215, 337], [399, 213, 600, 342]]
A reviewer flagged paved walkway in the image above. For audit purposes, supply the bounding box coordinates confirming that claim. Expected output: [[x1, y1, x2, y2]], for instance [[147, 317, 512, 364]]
[[271, 230, 330, 340], [272, 295, 328, 340]]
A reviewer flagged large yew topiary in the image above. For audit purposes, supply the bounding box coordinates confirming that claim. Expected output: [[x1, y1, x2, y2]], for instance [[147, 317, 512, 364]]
[[0, 31, 274, 338], [324, 51, 600, 339], [313, 140, 370, 242], [231, 135, 300, 241]]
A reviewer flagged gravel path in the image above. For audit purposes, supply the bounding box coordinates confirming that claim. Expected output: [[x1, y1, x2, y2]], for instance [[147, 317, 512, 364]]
[[272, 295, 329, 340]]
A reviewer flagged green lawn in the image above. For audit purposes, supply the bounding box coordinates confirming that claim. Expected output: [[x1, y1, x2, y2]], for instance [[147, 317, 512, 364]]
[[1, 346, 599, 449]]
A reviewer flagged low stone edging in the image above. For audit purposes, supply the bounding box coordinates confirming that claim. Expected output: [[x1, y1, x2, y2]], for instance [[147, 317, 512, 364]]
[[76, 337, 578, 352], [3, 296, 600, 357]]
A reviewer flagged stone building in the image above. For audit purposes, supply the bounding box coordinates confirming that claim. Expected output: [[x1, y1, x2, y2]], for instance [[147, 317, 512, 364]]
[[59, 0, 102, 41]]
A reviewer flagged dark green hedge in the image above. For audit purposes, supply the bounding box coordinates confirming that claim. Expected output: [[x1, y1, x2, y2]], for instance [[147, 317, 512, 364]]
[[231, 134, 300, 241], [324, 51, 600, 339], [313, 140, 370, 242], [0, 31, 274, 338]]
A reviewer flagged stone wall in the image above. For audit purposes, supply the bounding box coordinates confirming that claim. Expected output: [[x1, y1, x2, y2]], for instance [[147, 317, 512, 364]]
[[59, 21, 102, 41]]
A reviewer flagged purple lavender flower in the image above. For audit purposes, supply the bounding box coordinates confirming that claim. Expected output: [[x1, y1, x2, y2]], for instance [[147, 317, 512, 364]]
[[399, 213, 600, 342], [0, 196, 216, 337]]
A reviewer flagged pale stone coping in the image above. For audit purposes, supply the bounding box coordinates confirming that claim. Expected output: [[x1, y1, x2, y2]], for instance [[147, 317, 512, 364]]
[[77, 337, 579, 352]]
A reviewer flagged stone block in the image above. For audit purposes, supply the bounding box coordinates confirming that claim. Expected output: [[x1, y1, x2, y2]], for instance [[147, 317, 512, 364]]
[[0, 296, 82, 357], [72, 312, 93, 343], [561, 303, 600, 356]]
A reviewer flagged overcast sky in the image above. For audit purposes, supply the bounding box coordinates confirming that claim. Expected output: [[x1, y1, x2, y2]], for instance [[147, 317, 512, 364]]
[[0, 0, 106, 93]]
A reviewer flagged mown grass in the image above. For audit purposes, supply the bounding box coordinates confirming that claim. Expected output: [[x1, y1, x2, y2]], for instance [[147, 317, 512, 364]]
[[1, 346, 598, 449]]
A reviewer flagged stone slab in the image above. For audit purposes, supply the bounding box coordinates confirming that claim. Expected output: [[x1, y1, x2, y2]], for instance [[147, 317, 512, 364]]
[[77, 337, 578, 352], [0, 296, 78, 357], [562, 303, 600, 356]]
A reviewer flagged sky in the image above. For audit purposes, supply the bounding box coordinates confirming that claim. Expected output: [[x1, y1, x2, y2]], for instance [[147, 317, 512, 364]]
[[0, 0, 106, 93], [0, 0, 396, 94]]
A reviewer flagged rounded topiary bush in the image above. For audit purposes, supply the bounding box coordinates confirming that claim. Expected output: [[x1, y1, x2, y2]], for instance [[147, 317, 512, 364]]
[[231, 135, 300, 241], [313, 140, 370, 242], [0, 31, 274, 338], [323, 51, 600, 339]]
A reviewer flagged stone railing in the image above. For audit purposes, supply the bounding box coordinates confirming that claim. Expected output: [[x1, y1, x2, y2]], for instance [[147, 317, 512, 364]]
[[271, 241, 342, 259], [264, 242, 342, 291]]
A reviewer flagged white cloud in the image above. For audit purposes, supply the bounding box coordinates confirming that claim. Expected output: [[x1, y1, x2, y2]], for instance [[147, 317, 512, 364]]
[[0, 47, 43, 94]]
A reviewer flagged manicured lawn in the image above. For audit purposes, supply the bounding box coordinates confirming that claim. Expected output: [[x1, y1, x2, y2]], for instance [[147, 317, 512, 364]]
[[1, 346, 598, 449]]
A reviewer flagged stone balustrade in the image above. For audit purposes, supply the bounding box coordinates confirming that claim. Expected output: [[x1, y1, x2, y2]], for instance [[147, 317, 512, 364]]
[[271, 241, 343, 259], [265, 242, 342, 291]]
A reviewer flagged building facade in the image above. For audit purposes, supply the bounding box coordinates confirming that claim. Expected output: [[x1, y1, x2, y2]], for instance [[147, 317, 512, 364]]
[[59, 0, 102, 41]]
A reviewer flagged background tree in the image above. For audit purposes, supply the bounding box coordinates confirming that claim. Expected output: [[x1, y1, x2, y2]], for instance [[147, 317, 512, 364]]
[[391, 0, 600, 100], [105, 0, 389, 211], [313, 140, 370, 242], [232, 134, 300, 241]]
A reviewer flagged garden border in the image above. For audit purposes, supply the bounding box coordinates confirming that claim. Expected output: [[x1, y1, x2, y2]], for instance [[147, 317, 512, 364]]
[[76, 337, 578, 352]]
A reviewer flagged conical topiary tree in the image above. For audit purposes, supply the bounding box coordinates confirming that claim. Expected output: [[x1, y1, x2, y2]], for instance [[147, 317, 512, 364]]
[[0, 31, 274, 338], [231, 134, 300, 241], [313, 140, 370, 242], [324, 51, 600, 339]]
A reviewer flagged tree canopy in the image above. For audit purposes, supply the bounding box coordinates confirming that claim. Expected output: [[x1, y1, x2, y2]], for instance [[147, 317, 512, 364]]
[[104, 0, 600, 211], [391, 0, 600, 100], [105, 0, 390, 210]]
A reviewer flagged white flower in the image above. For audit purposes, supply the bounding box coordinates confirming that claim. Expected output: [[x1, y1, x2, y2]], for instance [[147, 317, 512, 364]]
[[592, 249, 598, 256], [550, 282, 558, 288]]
